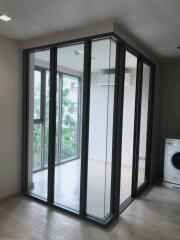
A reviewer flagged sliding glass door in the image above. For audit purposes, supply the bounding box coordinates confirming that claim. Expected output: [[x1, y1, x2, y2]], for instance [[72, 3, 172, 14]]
[[54, 43, 84, 211], [119, 51, 137, 205], [27, 50, 50, 200], [86, 38, 116, 220], [119, 57, 152, 205]]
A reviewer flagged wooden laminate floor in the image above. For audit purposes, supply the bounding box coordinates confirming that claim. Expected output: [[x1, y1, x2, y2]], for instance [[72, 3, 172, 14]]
[[0, 186, 180, 239], [29, 159, 145, 218]]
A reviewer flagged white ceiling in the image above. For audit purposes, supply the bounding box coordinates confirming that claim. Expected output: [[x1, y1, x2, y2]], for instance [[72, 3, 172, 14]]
[[1, 0, 180, 58]]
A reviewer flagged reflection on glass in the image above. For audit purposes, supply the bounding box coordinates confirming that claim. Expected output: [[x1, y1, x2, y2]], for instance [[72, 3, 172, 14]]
[[119, 52, 137, 205], [33, 70, 41, 119], [137, 64, 150, 187], [33, 124, 42, 170], [44, 71, 50, 168], [86, 39, 116, 219], [54, 43, 84, 211], [28, 50, 50, 199]]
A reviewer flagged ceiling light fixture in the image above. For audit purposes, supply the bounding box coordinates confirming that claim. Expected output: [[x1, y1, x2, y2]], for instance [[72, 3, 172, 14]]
[[0, 14, 12, 22]]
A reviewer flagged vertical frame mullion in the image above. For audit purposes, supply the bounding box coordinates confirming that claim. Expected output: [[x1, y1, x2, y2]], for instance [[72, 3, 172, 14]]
[[131, 58, 143, 197], [22, 51, 29, 193], [110, 42, 125, 214], [48, 47, 57, 203], [41, 69, 46, 169], [79, 40, 91, 216]]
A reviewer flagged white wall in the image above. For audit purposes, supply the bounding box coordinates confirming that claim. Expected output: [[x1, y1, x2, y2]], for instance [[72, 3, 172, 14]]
[[0, 35, 21, 200]]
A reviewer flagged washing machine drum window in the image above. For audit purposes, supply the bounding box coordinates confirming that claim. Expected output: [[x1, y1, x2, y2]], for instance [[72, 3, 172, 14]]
[[171, 152, 180, 170]]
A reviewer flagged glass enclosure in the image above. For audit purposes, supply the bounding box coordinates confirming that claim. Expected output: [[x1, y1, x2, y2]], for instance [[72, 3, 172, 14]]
[[24, 35, 154, 225]]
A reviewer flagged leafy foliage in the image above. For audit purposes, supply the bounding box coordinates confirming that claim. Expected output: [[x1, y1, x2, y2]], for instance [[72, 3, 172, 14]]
[[33, 76, 78, 171], [61, 87, 78, 159]]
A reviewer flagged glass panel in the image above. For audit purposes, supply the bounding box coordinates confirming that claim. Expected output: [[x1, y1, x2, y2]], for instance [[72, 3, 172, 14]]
[[119, 52, 137, 205], [60, 74, 79, 161], [86, 39, 116, 219], [32, 123, 42, 171], [27, 50, 50, 200], [137, 64, 150, 187], [54, 43, 84, 211], [33, 70, 41, 119]]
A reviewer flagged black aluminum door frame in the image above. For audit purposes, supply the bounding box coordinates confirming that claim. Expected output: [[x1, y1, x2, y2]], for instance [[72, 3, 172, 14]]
[[47, 47, 57, 203]]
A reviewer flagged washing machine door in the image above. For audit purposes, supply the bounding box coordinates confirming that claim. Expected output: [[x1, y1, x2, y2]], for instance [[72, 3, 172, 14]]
[[164, 140, 180, 184], [169, 152, 180, 184], [172, 152, 180, 170]]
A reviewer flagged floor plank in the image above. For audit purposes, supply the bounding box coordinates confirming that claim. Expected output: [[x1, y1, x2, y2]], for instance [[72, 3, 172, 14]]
[[0, 185, 179, 240]]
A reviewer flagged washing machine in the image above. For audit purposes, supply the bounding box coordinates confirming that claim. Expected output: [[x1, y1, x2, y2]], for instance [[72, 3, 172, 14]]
[[163, 138, 180, 190]]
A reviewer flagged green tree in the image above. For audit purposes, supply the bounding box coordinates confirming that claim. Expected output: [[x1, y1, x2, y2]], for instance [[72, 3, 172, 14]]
[[61, 87, 78, 159]]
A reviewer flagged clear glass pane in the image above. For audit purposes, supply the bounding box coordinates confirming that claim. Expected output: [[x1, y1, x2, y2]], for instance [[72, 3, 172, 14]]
[[60, 74, 79, 161], [54, 43, 84, 211], [137, 64, 150, 187], [86, 39, 116, 219], [55, 73, 60, 165], [32, 123, 42, 171], [119, 52, 137, 204], [33, 70, 41, 119], [27, 50, 50, 200], [44, 71, 50, 168]]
